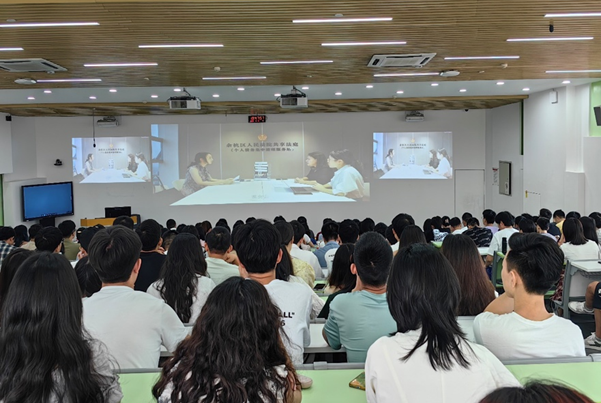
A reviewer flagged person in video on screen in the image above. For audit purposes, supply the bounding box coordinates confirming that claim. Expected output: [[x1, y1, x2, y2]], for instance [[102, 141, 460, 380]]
[[384, 149, 395, 172], [295, 151, 334, 185], [312, 149, 365, 200], [127, 153, 138, 173], [424, 149, 439, 170], [83, 153, 98, 177], [436, 148, 453, 178], [126, 153, 150, 181], [181, 152, 234, 197]]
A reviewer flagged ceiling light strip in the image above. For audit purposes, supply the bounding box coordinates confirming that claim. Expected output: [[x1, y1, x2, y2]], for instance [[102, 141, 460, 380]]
[[37, 78, 102, 82], [260, 60, 333, 64], [139, 44, 223, 48], [322, 41, 406, 46], [507, 37, 593, 42], [445, 56, 519, 60], [0, 47, 23, 51], [0, 22, 98, 28], [293, 17, 392, 23], [546, 70, 601, 73], [374, 72, 439, 77], [545, 12, 601, 18], [202, 76, 266, 80], [84, 63, 157, 67]]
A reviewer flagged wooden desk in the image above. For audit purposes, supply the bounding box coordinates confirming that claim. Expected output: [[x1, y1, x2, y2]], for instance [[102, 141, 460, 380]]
[[80, 216, 138, 227]]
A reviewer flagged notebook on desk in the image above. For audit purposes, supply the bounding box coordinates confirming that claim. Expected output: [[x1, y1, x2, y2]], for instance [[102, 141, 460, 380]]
[[290, 187, 314, 195]]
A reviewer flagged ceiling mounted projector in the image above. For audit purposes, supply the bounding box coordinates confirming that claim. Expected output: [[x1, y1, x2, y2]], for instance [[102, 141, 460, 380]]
[[96, 116, 119, 127], [168, 88, 201, 110], [279, 86, 308, 109], [405, 111, 425, 122]]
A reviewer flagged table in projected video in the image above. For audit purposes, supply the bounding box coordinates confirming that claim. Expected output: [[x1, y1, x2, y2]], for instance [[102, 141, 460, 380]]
[[380, 165, 447, 179], [80, 169, 147, 184], [171, 179, 357, 206]]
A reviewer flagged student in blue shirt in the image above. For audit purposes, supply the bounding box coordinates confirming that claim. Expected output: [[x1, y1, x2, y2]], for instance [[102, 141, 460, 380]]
[[313, 221, 339, 269]]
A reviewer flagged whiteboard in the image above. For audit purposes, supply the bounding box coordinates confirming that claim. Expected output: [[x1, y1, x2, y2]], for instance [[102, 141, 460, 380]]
[[454, 169, 485, 217]]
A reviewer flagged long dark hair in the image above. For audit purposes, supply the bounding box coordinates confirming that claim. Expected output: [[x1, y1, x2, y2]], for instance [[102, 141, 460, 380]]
[[0, 249, 34, 313], [308, 151, 328, 170], [389, 244, 472, 370], [429, 149, 439, 168], [13, 225, 28, 247], [480, 381, 594, 403], [274, 221, 294, 282], [188, 152, 211, 168], [327, 244, 356, 291], [157, 233, 207, 323], [422, 219, 435, 243], [329, 149, 363, 176], [441, 235, 495, 316], [563, 218, 588, 246], [153, 277, 296, 402], [437, 148, 450, 162], [86, 153, 93, 162], [386, 148, 394, 158], [398, 225, 427, 248], [135, 152, 147, 164], [580, 217, 599, 245], [0, 252, 111, 402]]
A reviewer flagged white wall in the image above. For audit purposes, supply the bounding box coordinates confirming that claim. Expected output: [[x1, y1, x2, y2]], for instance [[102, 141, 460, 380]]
[[0, 114, 13, 174], [3, 110, 486, 230]]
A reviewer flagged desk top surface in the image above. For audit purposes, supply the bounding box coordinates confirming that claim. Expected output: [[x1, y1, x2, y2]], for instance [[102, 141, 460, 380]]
[[80, 169, 146, 184], [571, 260, 601, 272], [380, 164, 447, 180]]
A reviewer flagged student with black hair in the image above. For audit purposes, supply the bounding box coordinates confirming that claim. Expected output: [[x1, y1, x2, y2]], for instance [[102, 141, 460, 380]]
[[580, 216, 599, 244], [430, 216, 449, 242], [482, 209, 498, 235], [567, 211, 581, 220], [397, 225, 427, 249], [461, 212, 473, 228], [204, 226, 240, 285], [365, 243, 519, 402], [74, 256, 102, 298], [20, 223, 42, 251], [12, 224, 28, 247], [235, 220, 312, 366], [318, 244, 356, 318], [275, 221, 315, 288], [161, 229, 178, 252], [84, 226, 187, 369], [553, 209, 566, 234], [590, 212, 601, 241], [518, 218, 537, 234], [474, 234, 585, 360], [422, 219, 434, 243], [289, 220, 321, 278], [485, 211, 519, 265], [324, 232, 396, 362], [35, 227, 63, 253], [314, 221, 339, 271], [464, 217, 493, 247], [359, 218, 375, 235], [0, 252, 123, 402], [113, 215, 135, 230], [77, 226, 101, 260], [536, 217, 557, 241], [0, 248, 34, 312], [58, 220, 79, 260], [338, 219, 360, 244], [165, 219, 176, 230], [134, 219, 165, 292], [480, 381, 594, 403], [385, 225, 400, 245], [450, 217, 465, 234], [374, 222, 387, 238], [0, 227, 17, 265], [390, 213, 416, 252]]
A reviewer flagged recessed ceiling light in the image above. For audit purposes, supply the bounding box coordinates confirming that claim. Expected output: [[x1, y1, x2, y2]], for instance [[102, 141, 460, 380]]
[[202, 76, 266, 80], [523, 88, 530, 91], [322, 41, 406, 46], [366, 85, 374, 88], [431, 83, 439, 86], [89, 96, 96, 100], [138, 44, 224, 48], [445, 56, 520, 60], [36, 78, 101, 83], [109, 89, 117, 93], [396, 90, 404, 94], [547, 70, 601, 73], [545, 12, 601, 18], [301, 86, 309, 90], [0, 22, 98, 28], [507, 37, 593, 42], [497, 81, 505, 85], [174, 88, 182, 92], [335, 92, 342, 95], [260, 60, 333, 64], [212, 94, 220, 98], [237, 87, 245, 91], [43, 90, 52, 94], [27, 96, 35, 100], [84, 63, 157, 67], [151, 95, 159, 98], [0, 47, 23, 51], [293, 17, 392, 23], [374, 72, 439, 77], [274, 93, 281, 97], [459, 89, 467, 92], [562, 80, 571, 84]]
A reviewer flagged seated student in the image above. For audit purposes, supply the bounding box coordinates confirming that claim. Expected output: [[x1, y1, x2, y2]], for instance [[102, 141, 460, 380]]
[[134, 219, 166, 292], [0, 248, 34, 311], [319, 244, 356, 318], [390, 213, 415, 249], [113, 215, 134, 230], [34, 226, 63, 253], [569, 277, 601, 349], [0, 227, 17, 265], [441, 234, 495, 316], [482, 209, 498, 235], [450, 217, 466, 235], [580, 216, 599, 244], [148, 233, 216, 325], [323, 232, 396, 362], [540, 208, 561, 237], [84, 226, 187, 369], [536, 217, 557, 241], [590, 212, 601, 242], [76, 226, 101, 260], [431, 216, 449, 242], [165, 218, 176, 231], [20, 224, 42, 250], [553, 209, 566, 234], [235, 219, 312, 366], [204, 226, 240, 285], [289, 220, 321, 278], [365, 244, 519, 403], [313, 221, 339, 270], [0, 252, 122, 402], [58, 220, 79, 260], [485, 211, 519, 266], [421, 219, 435, 243], [397, 224, 427, 249], [461, 212, 473, 229], [153, 277, 302, 403], [275, 221, 315, 288], [480, 381, 594, 403], [74, 256, 102, 298], [161, 229, 178, 252], [464, 217, 493, 247], [474, 234, 585, 360], [518, 218, 537, 234], [12, 225, 28, 247]]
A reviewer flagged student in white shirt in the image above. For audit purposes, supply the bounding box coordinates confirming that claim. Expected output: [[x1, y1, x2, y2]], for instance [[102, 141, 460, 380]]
[[153, 277, 302, 403], [384, 148, 395, 172], [474, 233, 585, 361], [365, 244, 519, 403], [127, 152, 150, 181], [486, 211, 519, 265], [312, 149, 365, 199], [450, 216, 466, 234], [204, 226, 241, 285], [289, 220, 321, 279], [436, 148, 453, 178], [147, 233, 216, 325], [234, 219, 312, 366], [483, 209, 499, 235], [84, 226, 188, 369]]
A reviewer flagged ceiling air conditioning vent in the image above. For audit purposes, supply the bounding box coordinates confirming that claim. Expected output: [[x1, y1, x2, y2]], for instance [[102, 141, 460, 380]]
[[367, 53, 436, 68], [0, 58, 67, 73]]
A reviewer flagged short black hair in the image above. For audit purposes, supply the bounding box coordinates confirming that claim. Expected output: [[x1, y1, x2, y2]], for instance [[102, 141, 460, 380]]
[[449, 217, 461, 228], [35, 227, 63, 252], [0, 227, 15, 242], [234, 219, 281, 274], [374, 222, 387, 237], [461, 212, 472, 223], [321, 221, 339, 242], [113, 216, 134, 230], [495, 211, 514, 227], [166, 219, 176, 229], [467, 217, 480, 227], [536, 217, 550, 231], [482, 209, 496, 225], [290, 220, 305, 244], [338, 219, 360, 244], [28, 224, 43, 240], [480, 380, 595, 403], [566, 211, 581, 220], [245, 217, 256, 224], [161, 229, 178, 250], [539, 208, 552, 219], [78, 227, 100, 253], [179, 225, 200, 240], [518, 218, 537, 233], [274, 221, 294, 245], [590, 212, 601, 229], [385, 225, 397, 245], [205, 226, 231, 254], [273, 216, 286, 223], [359, 218, 375, 235], [74, 256, 101, 298], [553, 209, 565, 219], [88, 226, 142, 283], [135, 219, 162, 251], [57, 220, 76, 238], [506, 233, 564, 295], [391, 213, 415, 239], [353, 232, 393, 287]]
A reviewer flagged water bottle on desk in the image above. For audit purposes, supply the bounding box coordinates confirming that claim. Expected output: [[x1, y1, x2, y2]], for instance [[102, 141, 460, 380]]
[[501, 237, 507, 254]]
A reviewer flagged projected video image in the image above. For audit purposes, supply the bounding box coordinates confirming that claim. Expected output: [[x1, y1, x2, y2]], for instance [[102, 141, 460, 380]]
[[150, 123, 370, 205], [373, 132, 453, 179], [72, 137, 151, 184]]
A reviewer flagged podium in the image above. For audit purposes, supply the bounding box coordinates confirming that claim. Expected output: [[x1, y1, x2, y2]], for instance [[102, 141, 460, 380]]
[[80, 215, 139, 227]]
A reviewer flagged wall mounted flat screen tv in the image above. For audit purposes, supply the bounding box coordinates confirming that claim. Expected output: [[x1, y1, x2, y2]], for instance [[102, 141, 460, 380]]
[[22, 182, 74, 221]]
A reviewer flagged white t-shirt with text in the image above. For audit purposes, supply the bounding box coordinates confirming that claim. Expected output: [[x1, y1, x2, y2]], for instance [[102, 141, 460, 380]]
[[487, 227, 519, 256]]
